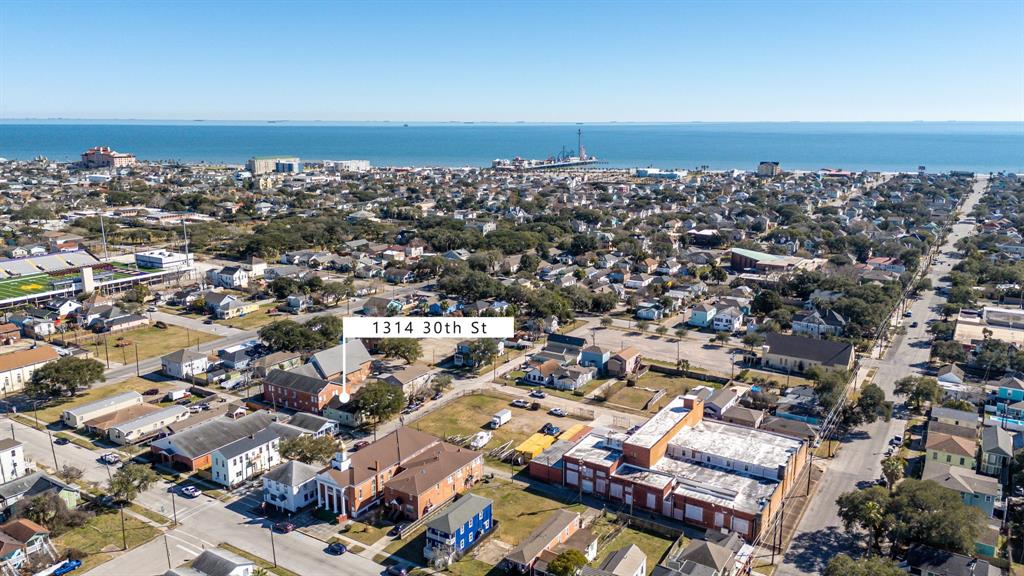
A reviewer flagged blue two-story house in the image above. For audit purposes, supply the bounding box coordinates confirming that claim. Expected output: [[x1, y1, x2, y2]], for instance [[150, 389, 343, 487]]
[[423, 494, 493, 565], [580, 345, 611, 375]]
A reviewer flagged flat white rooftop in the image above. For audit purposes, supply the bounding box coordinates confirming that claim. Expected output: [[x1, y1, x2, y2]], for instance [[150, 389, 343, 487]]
[[669, 420, 802, 470], [653, 457, 778, 514], [564, 434, 620, 467], [626, 396, 692, 449]]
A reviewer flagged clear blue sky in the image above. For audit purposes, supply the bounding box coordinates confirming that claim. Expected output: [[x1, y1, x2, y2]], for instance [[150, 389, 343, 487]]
[[2, 1, 1022, 122]]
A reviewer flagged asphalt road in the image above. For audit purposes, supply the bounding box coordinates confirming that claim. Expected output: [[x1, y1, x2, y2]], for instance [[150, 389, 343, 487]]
[[776, 177, 988, 575]]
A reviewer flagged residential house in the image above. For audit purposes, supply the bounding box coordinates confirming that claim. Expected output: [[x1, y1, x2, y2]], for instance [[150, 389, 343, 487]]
[[262, 459, 320, 513], [712, 307, 743, 332], [689, 303, 717, 328], [0, 472, 79, 518], [923, 460, 1001, 517], [0, 347, 59, 396], [925, 432, 977, 470], [150, 411, 280, 471], [210, 422, 305, 488], [904, 544, 999, 576], [287, 413, 336, 438], [607, 348, 640, 378], [791, 309, 846, 338], [207, 266, 249, 289], [582, 545, 646, 576], [454, 340, 505, 368], [251, 351, 302, 379], [0, 519, 54, 573], [930, 406, 981, 429], [161, 349, 210, 380], [504, 509, 591, 575], [0, 440, 24, 484], [580, 346, 611, 375], [382, 364, 434, 398], [423, 494, 494, 565], [165, 547, 256, 576], [979, 425, 1012, 477]]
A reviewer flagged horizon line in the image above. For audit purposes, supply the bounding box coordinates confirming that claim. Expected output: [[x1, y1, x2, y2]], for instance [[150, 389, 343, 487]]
[[2, 118, 1023, 125]]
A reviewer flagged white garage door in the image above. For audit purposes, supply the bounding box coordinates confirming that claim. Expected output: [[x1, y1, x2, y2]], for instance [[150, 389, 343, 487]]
[[566, 471, 579, 486], [685, 504, 704, 522]]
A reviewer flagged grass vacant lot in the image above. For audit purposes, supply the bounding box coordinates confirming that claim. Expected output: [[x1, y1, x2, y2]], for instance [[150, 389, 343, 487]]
[[55, 509, 160, 573], [69, 325, 217, 364], [470, 479, 592, 546], [341, 520, 387, 546], [410, 393, 561, 453], [593, 526, 677, 574], [27, 376, 159, 425]]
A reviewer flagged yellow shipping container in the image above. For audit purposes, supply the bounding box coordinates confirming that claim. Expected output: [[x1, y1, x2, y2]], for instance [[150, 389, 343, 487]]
[[514, 433, 556, 459]]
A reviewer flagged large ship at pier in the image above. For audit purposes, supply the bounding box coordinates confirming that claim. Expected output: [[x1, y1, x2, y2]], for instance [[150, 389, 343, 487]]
[[492, 129, 599, 171]]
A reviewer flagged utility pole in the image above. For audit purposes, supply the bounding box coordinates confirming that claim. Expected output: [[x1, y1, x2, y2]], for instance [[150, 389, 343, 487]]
[[170, 491, 178, 525], [46, 428, 59, 470], [120, 505, 127, 550], [163, 534, 172, 569], [269, 526, 278, 567], [135, 343, 141, 376]]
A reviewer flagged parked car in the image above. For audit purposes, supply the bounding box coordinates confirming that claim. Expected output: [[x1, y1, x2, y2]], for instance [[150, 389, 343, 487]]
[[510, 399, 530, 409], [326, 542, 347, 555], [549, 408, 567, 417], [431, 391, 443, 401], [203, 319, 213, 325], [54, 437, 70, 446], [100, 453, 121, 465], [143, 388, 160, 396], [180, 486, 201, 498], [273, 521, 295, 533], [352, 440, 370, 451], [540, 423, 561, 436], [388, 523, 408, 537], [903, 311, 913, 317], [385, 566, 407, 576], [53, 559, 82, 576], [529, 389, 546, 399]]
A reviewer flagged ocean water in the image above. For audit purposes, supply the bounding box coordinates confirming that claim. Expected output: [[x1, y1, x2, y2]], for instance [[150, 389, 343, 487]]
[[1, 121, 1021, 173]]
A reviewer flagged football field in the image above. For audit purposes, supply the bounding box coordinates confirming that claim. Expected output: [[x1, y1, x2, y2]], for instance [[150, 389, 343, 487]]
[[0, 274, 55, 300]]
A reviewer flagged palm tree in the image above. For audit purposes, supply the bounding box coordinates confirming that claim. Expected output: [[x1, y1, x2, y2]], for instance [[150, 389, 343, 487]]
[[674, 327, 688, 340], [656, 325, 668, 338], [880, 455, 905, 492], [636, 320, 650, 334]]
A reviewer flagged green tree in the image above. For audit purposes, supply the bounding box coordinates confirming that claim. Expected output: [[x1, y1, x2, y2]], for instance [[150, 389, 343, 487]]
[[741, 333, 765, 351], [378, 339, 423, 364], [846, 383, 889, 426], [320, 281, 350, 305], [930, 339, 966, 363], [259, 320, 321, 352], [108, 463, 158, 503], [655, 325, 668, 338], [836, 485, 893, 553], [304, 315, 343, 345], [432, 374, 453, 393], [894, 376, 941, 412], [888, 479, 982, 554], [751, 290, 784, 316], [279, 435, 340, 464], [468, 338, 500, 367], [599, 317, 613, 329], [712, 332, 731, 346], [28, 357, 105, 397], [636, 320, 650, 334], [942, 398, 975, 412], [547, 549, 588, 576], [881, 455, 905, 492], [824, 554, 903, 576], [268, 277, 298, 299], [355, 381, 405, 431]]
